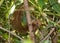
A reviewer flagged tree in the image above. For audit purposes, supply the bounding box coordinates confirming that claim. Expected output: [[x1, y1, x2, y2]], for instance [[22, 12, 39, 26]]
[[0, 0, 60, 43]]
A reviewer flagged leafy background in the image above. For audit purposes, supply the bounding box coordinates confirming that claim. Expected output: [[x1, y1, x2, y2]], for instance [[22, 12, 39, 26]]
[[0, 0, 60, 43]]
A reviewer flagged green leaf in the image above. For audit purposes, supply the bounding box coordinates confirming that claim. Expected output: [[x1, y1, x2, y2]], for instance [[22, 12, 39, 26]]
[[5, 1, 14, 19], [23, 39, 32, 43], [38, 0, 45, 10], [0, 31, 3, 35], [15, 39, 21, 43], [0, 0, 4, 6], [44, 0, 48, 3], [3, 33, 9, 39], [49, 0, 60, 14], [52, 4, 60, 14], [49, 0, 57, 5], [30, 0, 36, 4], [56, 14, 60, 16], [58, 40, 60, 43]]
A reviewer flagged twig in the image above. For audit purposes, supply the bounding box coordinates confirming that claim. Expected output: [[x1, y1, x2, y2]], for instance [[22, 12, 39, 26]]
[[39, 31, 44, 40], [40, 28, 55, 43], [0, 27, 24, 41], [23, 0, 36, 43]]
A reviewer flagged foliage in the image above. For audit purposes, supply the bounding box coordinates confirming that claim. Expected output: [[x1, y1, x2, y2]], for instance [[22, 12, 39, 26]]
[[0, 0, 60, 43]]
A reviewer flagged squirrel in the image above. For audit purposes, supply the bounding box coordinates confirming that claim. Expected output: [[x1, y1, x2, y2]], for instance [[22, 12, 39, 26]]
[[10, 4, 42, 35], [10, 10, 42, 35]]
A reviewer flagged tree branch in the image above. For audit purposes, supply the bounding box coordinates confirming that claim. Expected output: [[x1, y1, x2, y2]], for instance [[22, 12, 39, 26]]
[[0, 27, 24, 41], [23, 0, 36, 43], [40, 28, 55, 43]]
